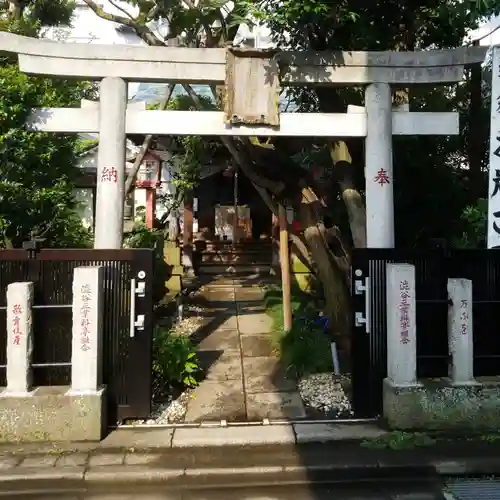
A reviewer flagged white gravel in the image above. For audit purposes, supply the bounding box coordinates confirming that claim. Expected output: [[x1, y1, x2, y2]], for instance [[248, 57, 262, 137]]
[[126, 301, 355, 425], [298, 372, 354, 418], [124, 304, 203, 426], [131, 389, 194, 425]]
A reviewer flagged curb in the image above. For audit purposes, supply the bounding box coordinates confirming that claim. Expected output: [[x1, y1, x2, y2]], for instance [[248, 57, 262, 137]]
[[0, 463, 438, 493], [0, 457, 498, 492], [434, 457, 500, 476]]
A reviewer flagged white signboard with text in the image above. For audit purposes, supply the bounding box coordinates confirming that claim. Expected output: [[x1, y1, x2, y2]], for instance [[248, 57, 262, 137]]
[[487, 46, 500, 248]]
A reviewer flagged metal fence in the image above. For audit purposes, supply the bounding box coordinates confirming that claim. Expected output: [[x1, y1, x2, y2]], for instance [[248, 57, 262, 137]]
[[0, 248, 154, 423], [351, 249, 500, 418]]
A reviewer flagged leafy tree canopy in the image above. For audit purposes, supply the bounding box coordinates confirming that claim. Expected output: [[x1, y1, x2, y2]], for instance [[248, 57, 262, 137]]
[[75, 0, 500, 341], [0, 0, 94, 248]]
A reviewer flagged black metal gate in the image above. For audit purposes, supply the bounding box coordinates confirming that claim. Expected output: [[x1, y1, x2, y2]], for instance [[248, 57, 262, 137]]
[[351, 249, 449, 417], [351, 248, 500, 418], [0, 248, 154, 423]]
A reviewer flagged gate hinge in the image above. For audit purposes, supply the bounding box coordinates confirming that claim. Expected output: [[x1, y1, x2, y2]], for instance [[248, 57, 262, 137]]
[[354, 277, 368, 295], [355, 312, 367, 328], [354, 276, 370, 334]]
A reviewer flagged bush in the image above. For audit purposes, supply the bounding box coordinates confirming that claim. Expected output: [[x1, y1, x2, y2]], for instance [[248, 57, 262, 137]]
[[152, 325, 201, 395], [265, 285, 332, 378], [452, 198, 487, 248], [123, 220, 168, 305]]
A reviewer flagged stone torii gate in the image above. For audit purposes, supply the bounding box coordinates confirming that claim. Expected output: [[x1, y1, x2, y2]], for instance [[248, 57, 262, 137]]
[[0, 33, 487, 327], [0, 33, 486, 249]]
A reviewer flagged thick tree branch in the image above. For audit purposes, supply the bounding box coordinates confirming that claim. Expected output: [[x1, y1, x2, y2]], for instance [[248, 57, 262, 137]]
[[108, 0, 135, 21], [182, 84, 285, 195], [81, 0, 165, 46], [182, 0, 215, 46]]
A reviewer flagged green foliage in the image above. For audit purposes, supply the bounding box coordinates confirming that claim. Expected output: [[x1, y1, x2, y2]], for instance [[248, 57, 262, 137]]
[[0, 4, 96, 249], [75, 138, 99, 155], [248, 0, 497, 248], [265, 285, 332, 378], [82, 0, 498, 251], [151, 92, 223, 221], [123, 219, 167, 304], [0, 0, 74, 36], [453, 198, 487, 248], [361, 431, 436, 450], [152, 325, 201, 391]]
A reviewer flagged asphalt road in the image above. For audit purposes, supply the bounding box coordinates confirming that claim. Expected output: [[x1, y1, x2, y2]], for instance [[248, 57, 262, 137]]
[[0, 481, 447, 500]]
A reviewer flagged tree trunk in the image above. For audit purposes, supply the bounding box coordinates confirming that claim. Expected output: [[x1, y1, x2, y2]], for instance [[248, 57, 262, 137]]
[[300, 197, 351, 352], [8, 1, 22, 20]]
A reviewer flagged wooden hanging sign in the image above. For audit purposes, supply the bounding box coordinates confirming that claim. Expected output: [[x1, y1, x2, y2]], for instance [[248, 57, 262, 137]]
[[224, 46, 280, 127]]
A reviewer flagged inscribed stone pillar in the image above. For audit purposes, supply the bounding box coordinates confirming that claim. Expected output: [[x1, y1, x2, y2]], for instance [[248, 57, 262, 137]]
[[5, 282, 34, 395], [70, 267, 104, 394], [386, 264, 418, 386], [365, 83, 394, 248], [447, 278, 476, 385], [183, 191, 194, 274], [94, 77, 127, 249]]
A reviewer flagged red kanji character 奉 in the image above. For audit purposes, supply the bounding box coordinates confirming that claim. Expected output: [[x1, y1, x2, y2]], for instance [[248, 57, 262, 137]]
[[373, 168, 390, 186]]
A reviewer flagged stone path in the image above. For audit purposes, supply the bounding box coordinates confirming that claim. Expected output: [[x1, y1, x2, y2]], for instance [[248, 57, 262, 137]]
[[184, 276, 306, 422]]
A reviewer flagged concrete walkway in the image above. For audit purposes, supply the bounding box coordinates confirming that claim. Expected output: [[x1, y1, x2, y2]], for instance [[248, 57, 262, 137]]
[[185, 275, 306, 422]]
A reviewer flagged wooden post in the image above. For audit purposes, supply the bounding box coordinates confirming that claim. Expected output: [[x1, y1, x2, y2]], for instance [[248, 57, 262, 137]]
[[145, 188, 156, 229], [278, 204, 292, 332], [233, 168, 239, 245], [182, 191, 194, 275]]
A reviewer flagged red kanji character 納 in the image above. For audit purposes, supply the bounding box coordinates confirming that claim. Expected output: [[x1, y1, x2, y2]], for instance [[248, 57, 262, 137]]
[[101, 166, 118, 183]]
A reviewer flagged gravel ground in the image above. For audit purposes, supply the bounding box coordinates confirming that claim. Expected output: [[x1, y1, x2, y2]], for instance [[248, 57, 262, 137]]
[[298, 372, 354, 419], [126, 301, 354, 425], [125, 304, 203, 425]]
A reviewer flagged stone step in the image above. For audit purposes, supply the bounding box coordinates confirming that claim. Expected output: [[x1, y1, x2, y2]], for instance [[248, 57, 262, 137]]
[[198, 264, 272, 275], [200, 254, 272, 265], [197, 241, 272, 251]]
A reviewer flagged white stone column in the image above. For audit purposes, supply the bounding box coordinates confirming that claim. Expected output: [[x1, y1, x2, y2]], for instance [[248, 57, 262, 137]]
[[386, 264, 419, 386], [447, 278, 476, 385], [94, 77, 127, 249], [5, 282, 34, 395], [365, 83, 394, 248], [69, 267, 104, 394]]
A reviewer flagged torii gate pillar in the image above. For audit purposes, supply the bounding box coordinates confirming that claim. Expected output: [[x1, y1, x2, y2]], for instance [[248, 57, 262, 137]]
[[94, 77, 127, 249], [365, 83, 395, 248]]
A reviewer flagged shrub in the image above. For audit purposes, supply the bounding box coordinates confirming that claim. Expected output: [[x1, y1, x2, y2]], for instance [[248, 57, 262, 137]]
[[265, 285, 332, 378], [152, 325, 201, 394], [124, 220, 168, 305]]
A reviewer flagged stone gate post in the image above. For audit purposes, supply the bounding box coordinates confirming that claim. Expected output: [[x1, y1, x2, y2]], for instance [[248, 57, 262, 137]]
[[5, 282, 34, 395], [447, 278, 476, 385], [365, 83, 394, 248], [94, 77, 127, 249]]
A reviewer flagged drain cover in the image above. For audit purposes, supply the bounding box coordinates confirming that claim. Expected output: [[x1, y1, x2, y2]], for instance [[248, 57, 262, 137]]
[[445, 477, 500, 499]]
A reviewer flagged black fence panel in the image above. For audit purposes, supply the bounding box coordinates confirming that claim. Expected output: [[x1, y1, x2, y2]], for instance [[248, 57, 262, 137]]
[[0, 248, 154, 423], [351, 248, 500, 418], [448, 250, 500, 376], [351, 249, 449, 417]]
